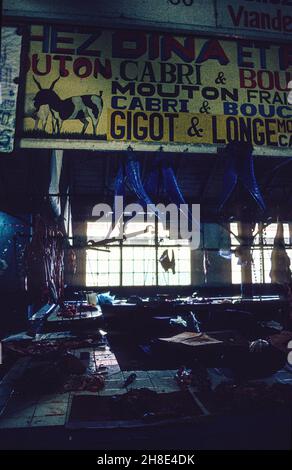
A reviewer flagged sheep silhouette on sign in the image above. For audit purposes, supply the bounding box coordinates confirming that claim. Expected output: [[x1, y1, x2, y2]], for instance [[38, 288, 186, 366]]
[[32, 76, 104, 135]]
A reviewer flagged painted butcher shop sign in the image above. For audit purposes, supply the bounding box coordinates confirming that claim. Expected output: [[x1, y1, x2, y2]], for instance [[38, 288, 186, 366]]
[[22, 25, 292, 149]]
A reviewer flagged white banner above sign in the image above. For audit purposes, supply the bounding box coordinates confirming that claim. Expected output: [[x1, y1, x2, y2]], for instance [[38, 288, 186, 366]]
[[0, 28, 22, 153], [217, 0, 292, 36], [3, 0, 215, 31]]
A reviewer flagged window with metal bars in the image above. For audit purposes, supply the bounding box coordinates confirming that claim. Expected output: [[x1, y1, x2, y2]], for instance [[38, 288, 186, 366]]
[[86, 218, 191, 287], [230, 222, 292, 284]]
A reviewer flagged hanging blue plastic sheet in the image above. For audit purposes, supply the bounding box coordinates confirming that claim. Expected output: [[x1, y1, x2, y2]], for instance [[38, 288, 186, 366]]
[[113, 149, 200, 236], [111, 162, 125, 230], [161, 154, 200, 232], [125, 148, 154, 207], [112, 148, 160, 226], [114, 163, 125, 198], [145, 160, 161, 199], [218, 142, 265, 212]]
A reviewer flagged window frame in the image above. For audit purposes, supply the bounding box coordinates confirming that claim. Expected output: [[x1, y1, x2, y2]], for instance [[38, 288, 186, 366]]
[[230, 222, 292, 285], [85, 217, 192, 287]]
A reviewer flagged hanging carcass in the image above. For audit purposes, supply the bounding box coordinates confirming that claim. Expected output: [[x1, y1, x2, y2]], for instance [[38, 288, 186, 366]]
[[270, 221, 291, 284]]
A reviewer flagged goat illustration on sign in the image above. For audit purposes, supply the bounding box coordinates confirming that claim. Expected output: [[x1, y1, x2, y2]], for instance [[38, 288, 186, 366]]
[[31, 76, 104, 135], [24, 94, 51, 131]]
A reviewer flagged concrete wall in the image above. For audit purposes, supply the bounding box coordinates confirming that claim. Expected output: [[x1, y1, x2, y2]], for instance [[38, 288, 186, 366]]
[[4, 0, 291, 40]]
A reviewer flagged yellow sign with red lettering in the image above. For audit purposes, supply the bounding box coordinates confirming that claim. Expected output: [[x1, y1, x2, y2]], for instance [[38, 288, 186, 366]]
[[23, 25, 292, 148]]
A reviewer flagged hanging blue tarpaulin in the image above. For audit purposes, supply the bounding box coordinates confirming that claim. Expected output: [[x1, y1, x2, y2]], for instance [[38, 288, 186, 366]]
[[163, 160, 200, 231], [113, 150, 200, 233], [0, 28, 22, 153], [218, 142, 266, 212], [114, 164, 125, 198], [144, 151, 200, 231], [125, 149, 154, 207], [112, 149, 159, 224]]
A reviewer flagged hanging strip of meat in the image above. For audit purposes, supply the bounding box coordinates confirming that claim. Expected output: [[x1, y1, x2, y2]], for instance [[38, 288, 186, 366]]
[[270, 221, 292, 284]]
